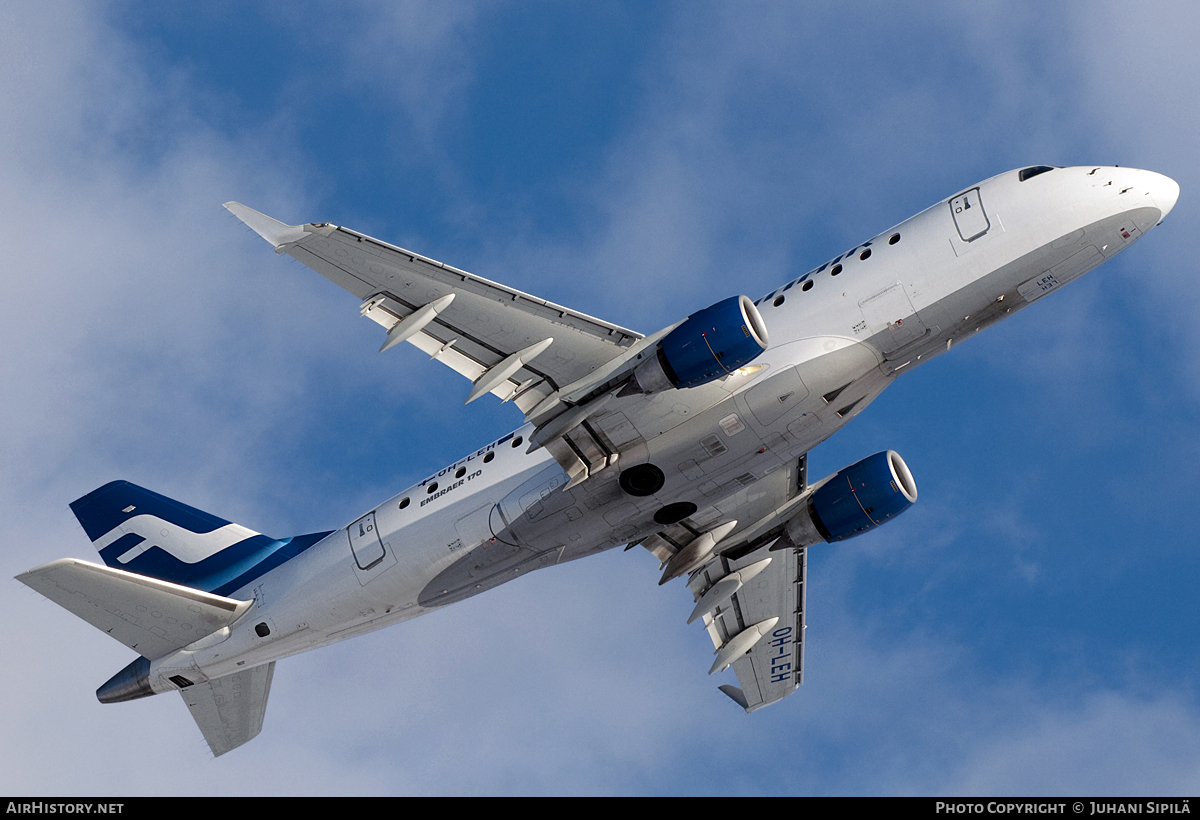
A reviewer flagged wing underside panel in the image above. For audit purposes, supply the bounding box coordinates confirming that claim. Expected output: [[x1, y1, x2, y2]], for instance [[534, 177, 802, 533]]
[[699, 542, 806, 711]]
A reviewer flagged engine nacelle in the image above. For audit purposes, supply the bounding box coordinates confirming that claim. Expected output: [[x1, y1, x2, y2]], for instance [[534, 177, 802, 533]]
[[633, 295, 769, 393], [785, 451, 918, 546]]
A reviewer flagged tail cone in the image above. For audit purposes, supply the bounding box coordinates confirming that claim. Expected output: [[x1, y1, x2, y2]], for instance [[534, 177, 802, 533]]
[[97, 656, 154, 703]]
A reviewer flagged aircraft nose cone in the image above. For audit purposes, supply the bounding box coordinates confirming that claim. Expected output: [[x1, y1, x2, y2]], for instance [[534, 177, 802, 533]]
[[1145, 171, 1179, 222]]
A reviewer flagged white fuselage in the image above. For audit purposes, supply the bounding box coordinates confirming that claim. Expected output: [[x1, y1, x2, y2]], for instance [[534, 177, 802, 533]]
[[147, 165, 1178, 691]]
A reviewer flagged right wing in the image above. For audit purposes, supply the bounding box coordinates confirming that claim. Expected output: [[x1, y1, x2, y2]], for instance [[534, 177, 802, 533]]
[[225, 203, 644, 414], [647, 458, 810, 712], [687, 537, 806, 712]]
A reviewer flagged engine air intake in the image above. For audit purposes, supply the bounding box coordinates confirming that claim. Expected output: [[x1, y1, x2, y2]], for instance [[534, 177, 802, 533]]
[[633, 295, 769, 393], [808, 450, 917, 542]]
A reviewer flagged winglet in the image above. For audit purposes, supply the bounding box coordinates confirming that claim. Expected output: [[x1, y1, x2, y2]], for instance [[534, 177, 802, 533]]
[[718, 684, 750, 710], [223, 202, 309, 248]]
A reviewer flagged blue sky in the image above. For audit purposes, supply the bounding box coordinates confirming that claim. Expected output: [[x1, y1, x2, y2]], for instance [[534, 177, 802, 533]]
[[3, 1, 1200, 795]]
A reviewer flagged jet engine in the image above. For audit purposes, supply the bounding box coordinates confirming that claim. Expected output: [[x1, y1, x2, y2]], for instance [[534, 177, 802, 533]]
[[783, 451, 918, 547], [631, 295, 769, 393]]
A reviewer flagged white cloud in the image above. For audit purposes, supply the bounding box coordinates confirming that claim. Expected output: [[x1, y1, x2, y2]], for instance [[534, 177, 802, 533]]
[[947, 691, 1200, 795], [0, 2, 502, 794], [1063, 1, 1200, 395]]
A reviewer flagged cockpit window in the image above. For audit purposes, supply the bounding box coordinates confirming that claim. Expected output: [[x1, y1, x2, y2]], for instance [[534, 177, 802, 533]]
[[1018, 166, 1056, 182]]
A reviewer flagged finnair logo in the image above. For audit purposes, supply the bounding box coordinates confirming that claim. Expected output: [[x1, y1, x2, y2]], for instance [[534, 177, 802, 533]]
[[93, 515, 260, 565]]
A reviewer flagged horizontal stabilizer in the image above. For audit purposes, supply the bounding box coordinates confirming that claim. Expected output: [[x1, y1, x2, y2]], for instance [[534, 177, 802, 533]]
[[17, 558, 253, 660], [181, 662, 275, 757]]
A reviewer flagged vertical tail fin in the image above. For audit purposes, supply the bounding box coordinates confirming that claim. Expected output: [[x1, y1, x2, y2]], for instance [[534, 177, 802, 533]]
[[69, 481, 331, 597]]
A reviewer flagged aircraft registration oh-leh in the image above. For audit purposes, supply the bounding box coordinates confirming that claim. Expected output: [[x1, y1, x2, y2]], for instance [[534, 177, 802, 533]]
[[19, 165, 1179, 756]]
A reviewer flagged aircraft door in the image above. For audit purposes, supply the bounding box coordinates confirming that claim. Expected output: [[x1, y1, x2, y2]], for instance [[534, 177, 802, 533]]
[[950, 188, 990, 242], [348, 511, 385, 570]]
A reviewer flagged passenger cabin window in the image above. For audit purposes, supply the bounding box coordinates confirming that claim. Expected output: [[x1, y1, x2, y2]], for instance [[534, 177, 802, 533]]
[[1018, 166, 1056, 182]]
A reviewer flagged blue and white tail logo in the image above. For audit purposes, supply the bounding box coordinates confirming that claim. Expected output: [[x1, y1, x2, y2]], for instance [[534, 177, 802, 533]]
[[95, 516, 260, 566], [71, 481, 331, 597]]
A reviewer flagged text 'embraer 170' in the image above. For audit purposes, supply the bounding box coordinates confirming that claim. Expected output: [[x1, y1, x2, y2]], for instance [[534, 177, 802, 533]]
[[19, 165, 1178, 756]]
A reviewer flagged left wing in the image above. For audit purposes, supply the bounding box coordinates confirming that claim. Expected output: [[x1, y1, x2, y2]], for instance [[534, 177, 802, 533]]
[[225, 203, 643, 413]]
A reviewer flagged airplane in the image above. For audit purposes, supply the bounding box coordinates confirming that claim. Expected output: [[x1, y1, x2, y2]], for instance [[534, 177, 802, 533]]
[[18, 164, 1178, 757]]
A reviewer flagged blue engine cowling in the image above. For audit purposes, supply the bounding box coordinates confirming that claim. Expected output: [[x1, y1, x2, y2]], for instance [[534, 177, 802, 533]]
[[806, 450, 918, 542], [633, 295, 769, 392]]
